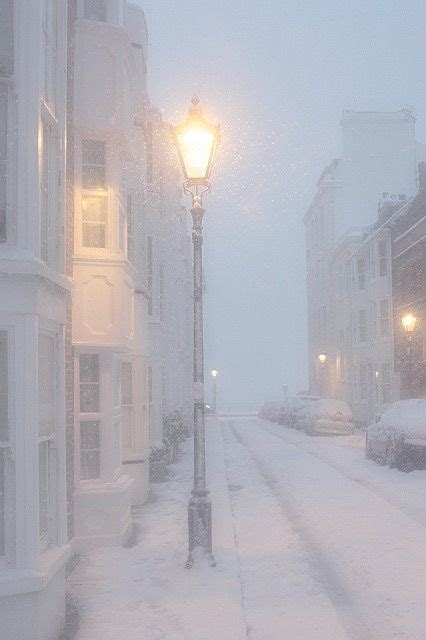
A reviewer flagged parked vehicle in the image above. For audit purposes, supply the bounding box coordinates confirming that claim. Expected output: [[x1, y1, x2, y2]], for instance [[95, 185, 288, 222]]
[[366, 399, 426, 471], [303, 399, 354, 435], [286, 395, 320, 430], [259, 401, 283, 423]]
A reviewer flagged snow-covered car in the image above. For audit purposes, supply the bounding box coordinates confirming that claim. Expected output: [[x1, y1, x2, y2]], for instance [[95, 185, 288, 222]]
[[365, 399, 426, 471], [259, 401, 283, 423], [287, 395, 321, 430], [303, 399, 354, 436]]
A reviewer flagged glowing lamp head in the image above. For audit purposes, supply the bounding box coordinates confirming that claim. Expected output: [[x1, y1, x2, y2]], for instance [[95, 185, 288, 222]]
[[402, 313, 417, 334], [172, 96, 220, 184], [211, 369, 218, 378], [318, 353, 327, 367]]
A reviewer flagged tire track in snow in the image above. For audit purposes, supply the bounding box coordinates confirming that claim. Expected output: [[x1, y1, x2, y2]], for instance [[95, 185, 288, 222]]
[[258, 421, 426, 530], [226, 420, 379, 640]]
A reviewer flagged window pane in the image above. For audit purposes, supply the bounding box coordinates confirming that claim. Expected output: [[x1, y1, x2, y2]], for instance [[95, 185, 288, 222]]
[[121, 406, 133, 449], [84, 0, 107, 21], [0, 332, 8, 441], [80, 383, 99, 413], [39, 442, 49, 539], [82, 196, 106, 248], [80, 421, 100, 480], [0, 1, 14, 75], [80, 420, 100, 449], [80, 355, 99, 412], [39, 334, 55, 436], [79, 354, 99, 382], [82, 166, 105, 190], [82, 140, 105, 189], [121, 362, 132, 405]]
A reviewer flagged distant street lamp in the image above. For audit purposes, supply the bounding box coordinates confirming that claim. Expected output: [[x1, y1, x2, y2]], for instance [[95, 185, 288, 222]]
[[173, 97, 220, 568], [318, 353, 327, 396], [402, 313, 417, 398], [211, 369, 218, 414], [318, 353, 327, 368]]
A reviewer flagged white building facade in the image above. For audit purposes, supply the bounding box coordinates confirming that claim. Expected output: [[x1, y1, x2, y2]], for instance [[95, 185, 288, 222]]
[[305, 111, 418, 425], [0, 2, 70, 638], [71, 0, 151, 549]]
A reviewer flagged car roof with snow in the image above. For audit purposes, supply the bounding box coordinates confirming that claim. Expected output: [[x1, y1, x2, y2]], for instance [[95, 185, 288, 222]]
[[371, 399, 426, 435]]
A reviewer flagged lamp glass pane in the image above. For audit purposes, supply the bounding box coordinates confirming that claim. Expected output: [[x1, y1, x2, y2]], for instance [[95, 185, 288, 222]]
[[176, 126, 215, 180]]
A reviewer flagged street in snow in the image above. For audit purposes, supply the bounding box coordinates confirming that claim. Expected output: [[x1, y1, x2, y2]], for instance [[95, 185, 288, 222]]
[[68, 417, 426, 640]]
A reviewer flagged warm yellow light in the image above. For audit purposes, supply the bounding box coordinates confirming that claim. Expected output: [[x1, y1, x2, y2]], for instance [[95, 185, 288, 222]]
[[318, 354, 327, 366], [172, 96, 220, 183], [176, 127, 216, 181], [402, 313, 417, 333], [211, 369, 218, 378]]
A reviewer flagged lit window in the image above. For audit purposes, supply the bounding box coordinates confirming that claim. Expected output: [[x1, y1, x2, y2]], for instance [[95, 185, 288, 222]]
[[82, 140, 106, 190], [82, 195, 106, 248], [80, 421, 100, 480], [79, 354, 100, 413], [84, 0, 107, 22]]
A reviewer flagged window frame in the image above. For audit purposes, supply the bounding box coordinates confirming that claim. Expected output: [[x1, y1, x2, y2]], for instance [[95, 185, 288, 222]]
[[38, 329, 59, 552], [77, 352, 102, 482], [79, 137, 109, 253]]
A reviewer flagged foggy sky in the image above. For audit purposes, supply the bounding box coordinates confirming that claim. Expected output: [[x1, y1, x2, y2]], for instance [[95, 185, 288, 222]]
[[138, 0, 426, 408]]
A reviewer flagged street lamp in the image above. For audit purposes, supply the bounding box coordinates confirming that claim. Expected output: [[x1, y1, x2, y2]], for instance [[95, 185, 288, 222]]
[[173, 97, 220, 568], [402, 313, 417, 398], [211, 369, 218, 414], [318, 353, 327, 369], [318, 353, 327, 397]]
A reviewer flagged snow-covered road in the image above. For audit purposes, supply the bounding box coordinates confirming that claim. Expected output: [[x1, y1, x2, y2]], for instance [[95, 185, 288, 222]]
[[68, 416, 426, 640], [223, 417, 426, 640]]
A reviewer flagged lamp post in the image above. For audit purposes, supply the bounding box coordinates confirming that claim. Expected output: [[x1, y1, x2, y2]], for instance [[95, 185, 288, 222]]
[[318, 353, 327, 397], [172, 97, 220, 568], [402, 313, 417, 398], [211, 369, 218, 414]]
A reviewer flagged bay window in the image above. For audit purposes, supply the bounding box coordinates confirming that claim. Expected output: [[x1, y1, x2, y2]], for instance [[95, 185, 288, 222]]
[[82, 140, 105, 190], [81, 140, 107, 249]]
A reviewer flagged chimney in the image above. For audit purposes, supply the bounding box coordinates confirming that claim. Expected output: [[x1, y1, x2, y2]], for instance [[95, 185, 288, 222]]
[[418, 162, 426, 193]]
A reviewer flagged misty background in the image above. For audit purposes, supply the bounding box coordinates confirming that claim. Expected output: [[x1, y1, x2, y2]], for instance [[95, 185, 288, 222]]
[[138, 0, 426, 408]]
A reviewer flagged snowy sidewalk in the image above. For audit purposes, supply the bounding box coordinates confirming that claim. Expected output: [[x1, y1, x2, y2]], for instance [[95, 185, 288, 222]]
[[68, 419, 248, 640]]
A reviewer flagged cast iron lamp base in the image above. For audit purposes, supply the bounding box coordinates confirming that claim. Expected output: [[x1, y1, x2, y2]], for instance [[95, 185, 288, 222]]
[[186, 494, 216, 568]]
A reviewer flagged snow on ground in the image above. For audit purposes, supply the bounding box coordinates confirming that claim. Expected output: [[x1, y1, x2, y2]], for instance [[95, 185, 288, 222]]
[[224, 417, 426, 640], [69, 416, 426, 640], [68, 421, 247, 640]]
